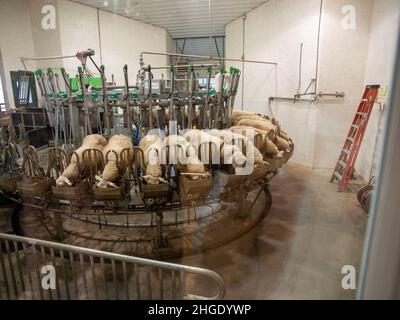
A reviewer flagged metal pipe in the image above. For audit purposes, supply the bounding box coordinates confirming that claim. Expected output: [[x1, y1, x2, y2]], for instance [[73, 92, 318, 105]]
[[100, 65, 111, 136], [140, 51, 277, 66], [269, 96, 317, 103], [317, 92, 345, 98], [20, 54, 76, 70], [208, 0, 212, 56], [151, 64, 221, 70], [297, 43, 303, 95], [241, 15, 246, 110], [315, 0, 323, 93], [106, 85, 139, 90]]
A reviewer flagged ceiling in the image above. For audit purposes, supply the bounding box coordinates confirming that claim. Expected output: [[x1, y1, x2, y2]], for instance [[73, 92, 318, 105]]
[[72, 0, 267, 38]]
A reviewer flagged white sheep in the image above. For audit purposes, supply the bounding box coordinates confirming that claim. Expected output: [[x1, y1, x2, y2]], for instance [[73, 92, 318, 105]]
[[183, 129, 247, 168], [229, 126, 282, 158], [208, 129, 267, 166], [139, 135, 167, 185], [164, 135, 205, 177], [96, 135, 134, 188], [232, 110, 290, 141], [56, 134, 107, 186]]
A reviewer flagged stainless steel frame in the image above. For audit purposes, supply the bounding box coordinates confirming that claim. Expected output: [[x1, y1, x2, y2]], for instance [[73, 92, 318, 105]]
[[0, 233, 225, 300]]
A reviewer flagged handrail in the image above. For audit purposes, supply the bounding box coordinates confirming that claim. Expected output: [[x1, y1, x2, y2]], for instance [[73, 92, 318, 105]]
[[0, 233, 225, 300]]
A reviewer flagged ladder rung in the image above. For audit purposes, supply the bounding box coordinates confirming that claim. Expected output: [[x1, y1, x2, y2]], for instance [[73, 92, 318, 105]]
[[347, 137, 355, 143], [351, 125, 359, 129], [338, 160, 347, 167], [333, 172, 342, 181], [342, 149, 350, 155], [357, 112, 366, 116]]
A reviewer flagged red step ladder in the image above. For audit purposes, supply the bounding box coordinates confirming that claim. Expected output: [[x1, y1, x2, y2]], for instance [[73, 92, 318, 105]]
[[330, 85, 380, 192]]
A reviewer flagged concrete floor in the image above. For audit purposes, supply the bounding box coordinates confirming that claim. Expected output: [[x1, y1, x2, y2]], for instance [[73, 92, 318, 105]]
[[177, 163, 368, 299]]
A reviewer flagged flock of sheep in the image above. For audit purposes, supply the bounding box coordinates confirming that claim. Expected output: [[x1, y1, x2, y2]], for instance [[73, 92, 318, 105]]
[[55, 111, 293, 189]]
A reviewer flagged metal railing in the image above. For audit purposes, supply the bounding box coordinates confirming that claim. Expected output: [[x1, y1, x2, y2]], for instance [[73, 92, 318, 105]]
[[0, 233, 225, 300]]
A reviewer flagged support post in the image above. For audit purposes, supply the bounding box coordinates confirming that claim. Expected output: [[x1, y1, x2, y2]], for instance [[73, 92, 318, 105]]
[[154, 211, 167, 249], [53, 210, 65, 240]]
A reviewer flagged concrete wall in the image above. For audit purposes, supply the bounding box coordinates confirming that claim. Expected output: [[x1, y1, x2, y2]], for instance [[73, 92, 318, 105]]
[[0, 0, 36, 109], [225, 0, 400, 181]]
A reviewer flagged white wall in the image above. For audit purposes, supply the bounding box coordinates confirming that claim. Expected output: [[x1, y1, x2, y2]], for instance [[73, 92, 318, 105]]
[[0, 0, 174, 109], [226, 0, 400, 181], [225, 17, 244, 109], [57, 0, 101, 77], [99, 8, 169, 84], [57, 0, 171, 85], [29, 0, 63, 71], [356, 0, 400, 181], [312, 0, 373, 170], [0, 0, 36, 109]]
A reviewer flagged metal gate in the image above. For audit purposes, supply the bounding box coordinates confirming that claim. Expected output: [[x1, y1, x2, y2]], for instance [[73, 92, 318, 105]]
[[0, 233, 225, 300]]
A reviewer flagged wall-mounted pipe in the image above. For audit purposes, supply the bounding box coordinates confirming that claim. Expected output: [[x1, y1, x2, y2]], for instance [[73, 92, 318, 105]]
[[241, 14, 246, 110], [297, 42, 304, 95], [315, 0, 323, 93]]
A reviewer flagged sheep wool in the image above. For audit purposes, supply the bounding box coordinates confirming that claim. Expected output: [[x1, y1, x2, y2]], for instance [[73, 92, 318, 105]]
[[139, 135, 165, 184], [183, 129, 222, 150], [97, 135, 134, 188], [209, 129, 266, 166], [184, 129, 247, 168], [232, 110, 266, 126], [56, 134, 107, 186], [230, 126, 280, 157], [164, 135, 205, 175], [233, 111, 289, 140], [275, 136, 291, 151]]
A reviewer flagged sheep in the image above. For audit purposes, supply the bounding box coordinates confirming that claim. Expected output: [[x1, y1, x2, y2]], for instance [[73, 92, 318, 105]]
[[183, 129, 247, 168], [56, 134, 107, 186], [232, 110, 266, 125], [139, 134, 166, 185], [236, 117, 290, 141], [233, 111, 290, 141], [164, 135, 205, 177], [229, 126, 281, 157], [208, 129, 267, 166], [96, 135, 134, 188]]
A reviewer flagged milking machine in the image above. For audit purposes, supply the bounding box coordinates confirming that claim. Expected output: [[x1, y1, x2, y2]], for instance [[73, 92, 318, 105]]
[[0, 49, 293, 258]]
